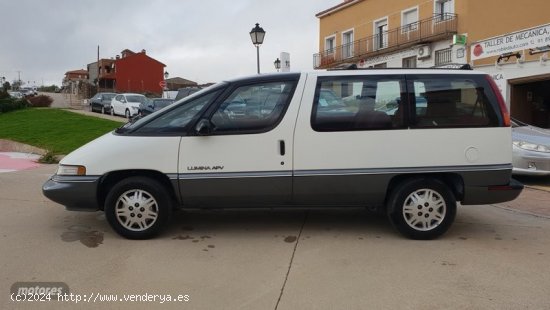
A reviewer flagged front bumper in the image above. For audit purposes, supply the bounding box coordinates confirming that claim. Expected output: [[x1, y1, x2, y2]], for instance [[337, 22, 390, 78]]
[[42, 175, 101, 211], [513, 148, 550, 176]]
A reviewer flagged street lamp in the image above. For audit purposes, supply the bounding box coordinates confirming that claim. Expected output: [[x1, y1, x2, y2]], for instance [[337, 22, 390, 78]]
[[274, 58, 281, 72], [250, 23, 266, 74], [164, 71, 169, 98]]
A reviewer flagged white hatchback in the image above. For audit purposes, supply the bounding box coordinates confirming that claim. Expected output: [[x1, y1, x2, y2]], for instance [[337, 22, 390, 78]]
[[110, 93, 147, 118]]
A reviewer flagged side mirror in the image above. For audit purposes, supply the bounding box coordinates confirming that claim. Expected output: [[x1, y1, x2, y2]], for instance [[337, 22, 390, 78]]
[[195, 119, 213, 136]]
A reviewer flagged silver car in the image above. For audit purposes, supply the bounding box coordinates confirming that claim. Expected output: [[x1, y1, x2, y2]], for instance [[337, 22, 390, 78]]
[[512, 119, 550, 176]]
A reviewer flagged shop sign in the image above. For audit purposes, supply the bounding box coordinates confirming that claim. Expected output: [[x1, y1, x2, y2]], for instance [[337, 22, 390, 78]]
[[471, 23, 550, 60]]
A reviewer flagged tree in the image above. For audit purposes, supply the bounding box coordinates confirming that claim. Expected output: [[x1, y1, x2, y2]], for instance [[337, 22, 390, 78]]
[[11, 80, 23, 90]]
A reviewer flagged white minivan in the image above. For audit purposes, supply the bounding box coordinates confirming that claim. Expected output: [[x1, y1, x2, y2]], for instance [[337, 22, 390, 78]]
[[43, 68, 523, 240]]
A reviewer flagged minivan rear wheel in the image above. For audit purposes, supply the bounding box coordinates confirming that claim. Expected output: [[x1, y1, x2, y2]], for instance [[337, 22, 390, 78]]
[[387, 178, 456, 240], [105, 177, 172, 239]]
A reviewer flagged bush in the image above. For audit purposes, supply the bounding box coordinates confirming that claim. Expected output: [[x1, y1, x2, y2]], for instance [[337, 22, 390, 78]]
[[0, 89, 9, 99], [27, 95, 53, 107], [0, 98, 29, 113], [38, 151, 59, 164]]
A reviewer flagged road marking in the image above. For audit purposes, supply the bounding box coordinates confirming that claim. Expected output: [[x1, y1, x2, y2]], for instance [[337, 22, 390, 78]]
[[0, 152, 42, 173]]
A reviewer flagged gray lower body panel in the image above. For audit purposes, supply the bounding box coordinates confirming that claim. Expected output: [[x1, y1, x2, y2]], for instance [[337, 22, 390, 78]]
[[178, 172, 292, 207], [176, 164, 522, 208]]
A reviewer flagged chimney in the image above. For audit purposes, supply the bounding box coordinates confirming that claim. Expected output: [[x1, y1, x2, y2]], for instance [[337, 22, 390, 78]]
[[141, 49, 146, 54], [116, 55, 120, 60]]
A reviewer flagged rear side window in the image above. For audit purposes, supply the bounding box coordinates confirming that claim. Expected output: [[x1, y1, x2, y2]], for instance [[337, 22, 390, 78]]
[[408, 74, 500, 128], [312, 75, 406, 131]]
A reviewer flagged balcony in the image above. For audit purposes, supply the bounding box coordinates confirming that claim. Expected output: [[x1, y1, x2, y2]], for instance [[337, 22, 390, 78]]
[[314, 14, 458, 69]]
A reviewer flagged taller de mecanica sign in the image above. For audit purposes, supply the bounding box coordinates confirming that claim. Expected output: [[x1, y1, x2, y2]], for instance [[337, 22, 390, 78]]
[[471, 23, 550, 60]]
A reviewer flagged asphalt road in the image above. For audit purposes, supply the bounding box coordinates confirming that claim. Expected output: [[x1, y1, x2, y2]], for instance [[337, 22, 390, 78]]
[[1, 165, 550, 310]]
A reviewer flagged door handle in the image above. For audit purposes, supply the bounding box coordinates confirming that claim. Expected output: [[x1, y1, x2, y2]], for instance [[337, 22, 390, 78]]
[[279, 140, 285, 156]]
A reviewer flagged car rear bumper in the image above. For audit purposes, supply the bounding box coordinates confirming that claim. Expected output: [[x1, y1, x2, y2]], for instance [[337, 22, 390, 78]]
[[42, 175, 101, 211], [462, 178, 524, 205]]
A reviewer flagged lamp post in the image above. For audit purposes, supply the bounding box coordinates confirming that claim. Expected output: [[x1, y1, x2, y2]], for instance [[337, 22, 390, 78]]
[[274, 58, 281, 72], [164, 71, 169, 98], [249, 23, 266, 74]]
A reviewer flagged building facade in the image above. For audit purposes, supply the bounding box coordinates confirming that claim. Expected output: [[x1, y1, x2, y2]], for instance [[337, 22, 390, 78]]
[[86, 49, 166, 95], [63, 69, 88, 95], [114, 49, 165, 94], [315, 0, 550, 128]]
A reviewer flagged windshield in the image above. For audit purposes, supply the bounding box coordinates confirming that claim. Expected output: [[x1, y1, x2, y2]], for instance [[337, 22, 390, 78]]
[[511, 118, 527, 128], [126, 95, 147, 103], [153, 99, 173, 109], [116, 83, 225, 134]]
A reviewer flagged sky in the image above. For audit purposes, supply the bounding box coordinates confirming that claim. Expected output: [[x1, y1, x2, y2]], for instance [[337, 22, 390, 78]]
[[0, 0, 340, 87]]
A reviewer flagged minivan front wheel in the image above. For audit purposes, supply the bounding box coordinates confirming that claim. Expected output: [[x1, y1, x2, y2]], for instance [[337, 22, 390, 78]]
[[125, 109, 130, 119], [105, 177, 172, 239], [387, 178, 456, 240]]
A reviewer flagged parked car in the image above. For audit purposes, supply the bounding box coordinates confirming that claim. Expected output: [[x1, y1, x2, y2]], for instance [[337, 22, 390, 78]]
[[174, 87, 201, 101], [138, 98, 175, 117], [43, 69, 523, 240], [19, 88, 35, 97], [89, 92, 116, 114], [110, 93, 147, 118], [8, 91, 23, 99], [512, 118, 550, 176]]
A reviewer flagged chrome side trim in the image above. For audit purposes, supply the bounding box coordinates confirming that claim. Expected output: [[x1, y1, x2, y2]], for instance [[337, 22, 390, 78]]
[[178, 171, 293, 180], [167, 173, 179, 180], [51, 175, 101, 183], [294, 164, 512, 177], [175, 164, 511, 180]]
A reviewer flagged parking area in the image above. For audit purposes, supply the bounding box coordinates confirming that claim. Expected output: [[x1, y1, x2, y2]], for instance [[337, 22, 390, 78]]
[[1, 164, 550, 309]]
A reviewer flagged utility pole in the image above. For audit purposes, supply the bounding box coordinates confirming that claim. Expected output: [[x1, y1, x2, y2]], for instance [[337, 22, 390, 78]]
[[16, 71, 21, 89]]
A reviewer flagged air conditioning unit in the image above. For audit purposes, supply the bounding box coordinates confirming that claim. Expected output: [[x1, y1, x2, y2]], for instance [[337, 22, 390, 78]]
[[417, 45, 431, 59]]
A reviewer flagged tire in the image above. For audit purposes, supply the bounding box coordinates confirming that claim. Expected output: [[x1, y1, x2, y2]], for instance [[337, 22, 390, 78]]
[[104, 177, 172, 239], [101, 106, 105, 114], [110, 106, 115, 116], [387, 178, 456, 240], [125, 109, 130, 119]]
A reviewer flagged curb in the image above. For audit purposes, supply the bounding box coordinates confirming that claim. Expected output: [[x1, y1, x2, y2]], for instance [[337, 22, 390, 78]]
[[0, 139, 47, 155]]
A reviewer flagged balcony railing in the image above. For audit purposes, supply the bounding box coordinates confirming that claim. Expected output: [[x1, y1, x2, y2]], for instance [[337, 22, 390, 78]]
[[314, 13, 458, 69]]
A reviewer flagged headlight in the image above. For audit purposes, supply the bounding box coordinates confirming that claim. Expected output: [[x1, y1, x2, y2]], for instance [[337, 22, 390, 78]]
[[56, 165, 86, 176], [131, 106, 139, 110], [513, 141, 550, 153]]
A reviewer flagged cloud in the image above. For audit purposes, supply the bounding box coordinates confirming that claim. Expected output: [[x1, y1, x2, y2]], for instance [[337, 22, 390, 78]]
[[0, 0, 339, 86]]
